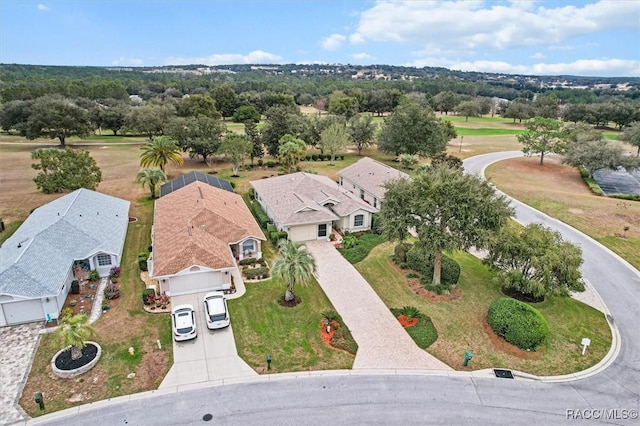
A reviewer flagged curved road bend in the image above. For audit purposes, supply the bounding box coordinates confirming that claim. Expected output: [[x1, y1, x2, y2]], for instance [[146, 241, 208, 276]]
[[27, 152, 640, 426]]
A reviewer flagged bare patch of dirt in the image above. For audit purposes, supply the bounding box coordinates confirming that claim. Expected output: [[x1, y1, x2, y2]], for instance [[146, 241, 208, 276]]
[[392, 262, 462, 301], [482, 315, 544, 360], [278, 295, 302, 307]]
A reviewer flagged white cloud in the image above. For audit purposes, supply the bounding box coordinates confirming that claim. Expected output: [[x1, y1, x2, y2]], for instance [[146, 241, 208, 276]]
[[166, 50, 282, 66], [349, 32, 366, 45], [351, 52, 372, 60], [530, 52, 545, 59], [112, 57, 143, 66], [37, 4, 48, 11], [320, 34, 347, 51], [354, 1, 640, 51], [407, 57, 640, 77]]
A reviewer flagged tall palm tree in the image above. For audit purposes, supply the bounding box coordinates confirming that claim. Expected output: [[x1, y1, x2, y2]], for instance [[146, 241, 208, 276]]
[[56, 312, 95, 361], [271, 239, 317, 303], [140, 136, 184, 172], [136, 168, 167, 199]]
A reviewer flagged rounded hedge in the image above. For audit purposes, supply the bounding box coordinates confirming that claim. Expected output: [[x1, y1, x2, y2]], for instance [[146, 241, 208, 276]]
[[406, 247, 461, 285], [487, 298, 549, 350]]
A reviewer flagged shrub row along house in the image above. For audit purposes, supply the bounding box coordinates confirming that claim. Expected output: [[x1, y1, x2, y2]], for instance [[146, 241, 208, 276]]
[[148, 172, 265, 296], [0, 189, 129, 326]]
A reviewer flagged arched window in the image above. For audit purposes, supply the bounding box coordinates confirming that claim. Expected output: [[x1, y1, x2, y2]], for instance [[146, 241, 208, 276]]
[[242, 239, 255, 254], [189, 266, 201, 272]]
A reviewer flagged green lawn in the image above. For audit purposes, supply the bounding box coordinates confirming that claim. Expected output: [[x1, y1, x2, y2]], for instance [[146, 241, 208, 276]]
[[441, 115, 515, 124], [455, 128, 524, 136], [229, 241, 355, 374], [0, 220, 22, 245], [355, 242, 611, 375]]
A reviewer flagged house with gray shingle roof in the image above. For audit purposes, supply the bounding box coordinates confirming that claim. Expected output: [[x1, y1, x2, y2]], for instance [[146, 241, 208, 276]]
[[250, 172, 377, 242], [0, 189, 129, 326], [338, 157, 409, 209]]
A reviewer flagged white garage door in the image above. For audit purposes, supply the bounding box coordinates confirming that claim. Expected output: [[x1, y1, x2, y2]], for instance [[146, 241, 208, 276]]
[[168, 272, 222, 296], [3, 299, 43, 325]]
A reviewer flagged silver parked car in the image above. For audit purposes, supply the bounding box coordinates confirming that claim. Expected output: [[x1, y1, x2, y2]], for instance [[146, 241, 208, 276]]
[[171, 304, 197, 341], [203, 291, 230, 330]]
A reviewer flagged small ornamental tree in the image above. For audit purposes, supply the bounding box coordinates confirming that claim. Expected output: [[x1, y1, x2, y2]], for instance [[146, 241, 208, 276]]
[[278, 134, 307, 173], [31, 148, 102, 194], [218, 133, 252, 176], [56, 312, 95, 361], [486, 223, 584, 299], [517, 117, 567, 165], [271, 240, 317, 303], [135, 168, 167, 199]]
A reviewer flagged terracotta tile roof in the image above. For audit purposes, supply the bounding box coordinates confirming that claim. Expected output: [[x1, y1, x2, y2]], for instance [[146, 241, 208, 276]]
[[338, 157, 409, 199], [152, 182, 265, 276], [250, 172, 376, 226]]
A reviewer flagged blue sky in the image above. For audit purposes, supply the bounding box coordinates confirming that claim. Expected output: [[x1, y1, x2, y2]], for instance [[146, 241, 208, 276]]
[[1, 0, 639, 77]]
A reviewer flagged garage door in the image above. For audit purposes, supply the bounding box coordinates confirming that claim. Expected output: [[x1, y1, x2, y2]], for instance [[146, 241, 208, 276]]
[[168, 272, 222, 296], [3, 299, 43, 325]]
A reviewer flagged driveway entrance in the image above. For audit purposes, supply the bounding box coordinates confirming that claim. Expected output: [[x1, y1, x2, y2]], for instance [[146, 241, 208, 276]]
[[159, 292, 256, 389], [305, 241, 452, 370]]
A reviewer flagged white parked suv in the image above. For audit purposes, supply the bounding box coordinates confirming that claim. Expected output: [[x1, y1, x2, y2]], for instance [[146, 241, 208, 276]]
[[171, 304, 197, 341], [203, 291, 230, 330]]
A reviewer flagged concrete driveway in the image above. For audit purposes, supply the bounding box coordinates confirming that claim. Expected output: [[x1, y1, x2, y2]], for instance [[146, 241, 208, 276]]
[[159, 292, 256, 390], [305, 241, 452, 370]]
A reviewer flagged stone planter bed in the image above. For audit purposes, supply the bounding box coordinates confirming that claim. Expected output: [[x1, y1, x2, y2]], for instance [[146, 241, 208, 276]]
[[51, 341, 102, 379]]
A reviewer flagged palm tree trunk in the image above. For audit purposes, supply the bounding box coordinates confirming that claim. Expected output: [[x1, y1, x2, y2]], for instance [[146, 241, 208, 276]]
[[71, 345, 82, 361]]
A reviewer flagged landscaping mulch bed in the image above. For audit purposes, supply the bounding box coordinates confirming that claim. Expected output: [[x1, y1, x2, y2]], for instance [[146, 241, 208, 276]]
[[481, 315, 544, 360], [54, 343, 99, 370], [397, 314, 418, 328], [278, 295, 302, 307], [390, 261, 462, 302]]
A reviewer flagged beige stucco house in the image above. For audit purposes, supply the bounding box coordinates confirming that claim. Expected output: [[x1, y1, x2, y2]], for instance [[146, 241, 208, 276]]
[[338, 157, 409, 209], [250, 172, 377, 242], [149, 180, 265, 296]]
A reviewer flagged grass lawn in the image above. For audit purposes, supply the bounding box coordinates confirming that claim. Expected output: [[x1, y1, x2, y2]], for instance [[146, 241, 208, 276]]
[[356, 242, 611, 375], [486, 156, 640, 270], [0, 220, 22, 245], [454, 128, 524, 136], [228, 242, 355, 373], [20, 198, 174, 417]]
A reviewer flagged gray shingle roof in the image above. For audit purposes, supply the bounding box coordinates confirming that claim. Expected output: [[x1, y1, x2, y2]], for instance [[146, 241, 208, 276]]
[[250, 173, 376, 226], [338, 157, 410, 200], [0, 189, 130, 298]]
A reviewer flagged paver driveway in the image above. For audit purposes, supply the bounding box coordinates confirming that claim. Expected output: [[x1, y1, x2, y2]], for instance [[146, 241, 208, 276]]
[[159, 292, 256, 390], [305, 241, 452, 370], [0, 322, 42, 425]]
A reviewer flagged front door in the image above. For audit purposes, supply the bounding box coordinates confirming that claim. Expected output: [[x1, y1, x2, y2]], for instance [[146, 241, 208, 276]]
[[318, 223, 327, 238]]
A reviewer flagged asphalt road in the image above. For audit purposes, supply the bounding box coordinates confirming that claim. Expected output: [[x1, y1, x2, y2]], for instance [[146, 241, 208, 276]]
[[30, 151, 640, 426]]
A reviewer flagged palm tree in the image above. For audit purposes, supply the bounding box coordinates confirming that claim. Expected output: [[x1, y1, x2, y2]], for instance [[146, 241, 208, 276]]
[[56, 312, 95, 361], [136, 168, 167, 199], [271, 239, 317, 303], [140, 136, 184, 172]]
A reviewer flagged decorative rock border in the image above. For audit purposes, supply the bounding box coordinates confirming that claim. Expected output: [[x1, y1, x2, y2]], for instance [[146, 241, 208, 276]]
[[51, 341, 102, 379]]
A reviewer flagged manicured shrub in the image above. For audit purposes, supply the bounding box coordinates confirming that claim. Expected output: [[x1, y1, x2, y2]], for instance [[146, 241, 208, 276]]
[[243, 267, 270, 279], [311, 154, 318, 161], [88, 269, 100, 282], [251, 200, 270, 228], [142, 288, 156, 305], [322, 310, 340, 322], [406, 272, 420, 279], [390, 308, 438, 349], [337, 233, 385, 264], [238, 257, 258, 266], [266, 160, 276, 168], [406, 247, 460, 285], [138, 253, 148, 272], [257, 159, 263, 166], [487, 298, 550, 350], [327, 312, 358, 355], [305, 155, 312, 161], [399, 305, 420, 320], [394, 242, 411, 264], [104, 284, 120, 300]]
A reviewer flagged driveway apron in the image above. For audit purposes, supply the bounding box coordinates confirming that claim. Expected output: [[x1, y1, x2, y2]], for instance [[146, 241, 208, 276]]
[[159, 292, 256, 390], [305, 241, 452, 370]]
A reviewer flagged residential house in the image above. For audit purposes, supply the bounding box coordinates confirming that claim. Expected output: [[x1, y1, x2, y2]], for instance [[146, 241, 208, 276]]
[[338, 157, 409, 209], [250, 172, 377, 242], [0, 189, 130, 326], [149, 180, 265, 296]]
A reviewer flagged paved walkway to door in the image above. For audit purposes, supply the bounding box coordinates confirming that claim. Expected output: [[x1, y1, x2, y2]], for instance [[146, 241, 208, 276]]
[[305, 241, 452, 370]]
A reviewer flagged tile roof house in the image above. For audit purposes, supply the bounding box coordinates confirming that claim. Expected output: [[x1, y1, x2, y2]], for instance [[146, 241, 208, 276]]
[[338, 157, 410, 209], [150, 181, 265, 296], [250, 172, 377, 242], [0, 189, 130, 326]]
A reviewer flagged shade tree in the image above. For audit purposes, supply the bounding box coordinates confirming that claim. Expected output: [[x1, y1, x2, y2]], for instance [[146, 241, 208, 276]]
[[218, 133, 252, 176], [517, 117, 567, 165], [31, 148, 102, 193]]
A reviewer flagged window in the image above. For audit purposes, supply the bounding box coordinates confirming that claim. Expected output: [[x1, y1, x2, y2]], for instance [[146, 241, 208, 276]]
[[242, 239, 254, 254], [318, 223, 327, 237], [373, 198, 378, 208], [360, 189, 365, 200], [354, 214, 364, 227], [97, 254, 111, 266]]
